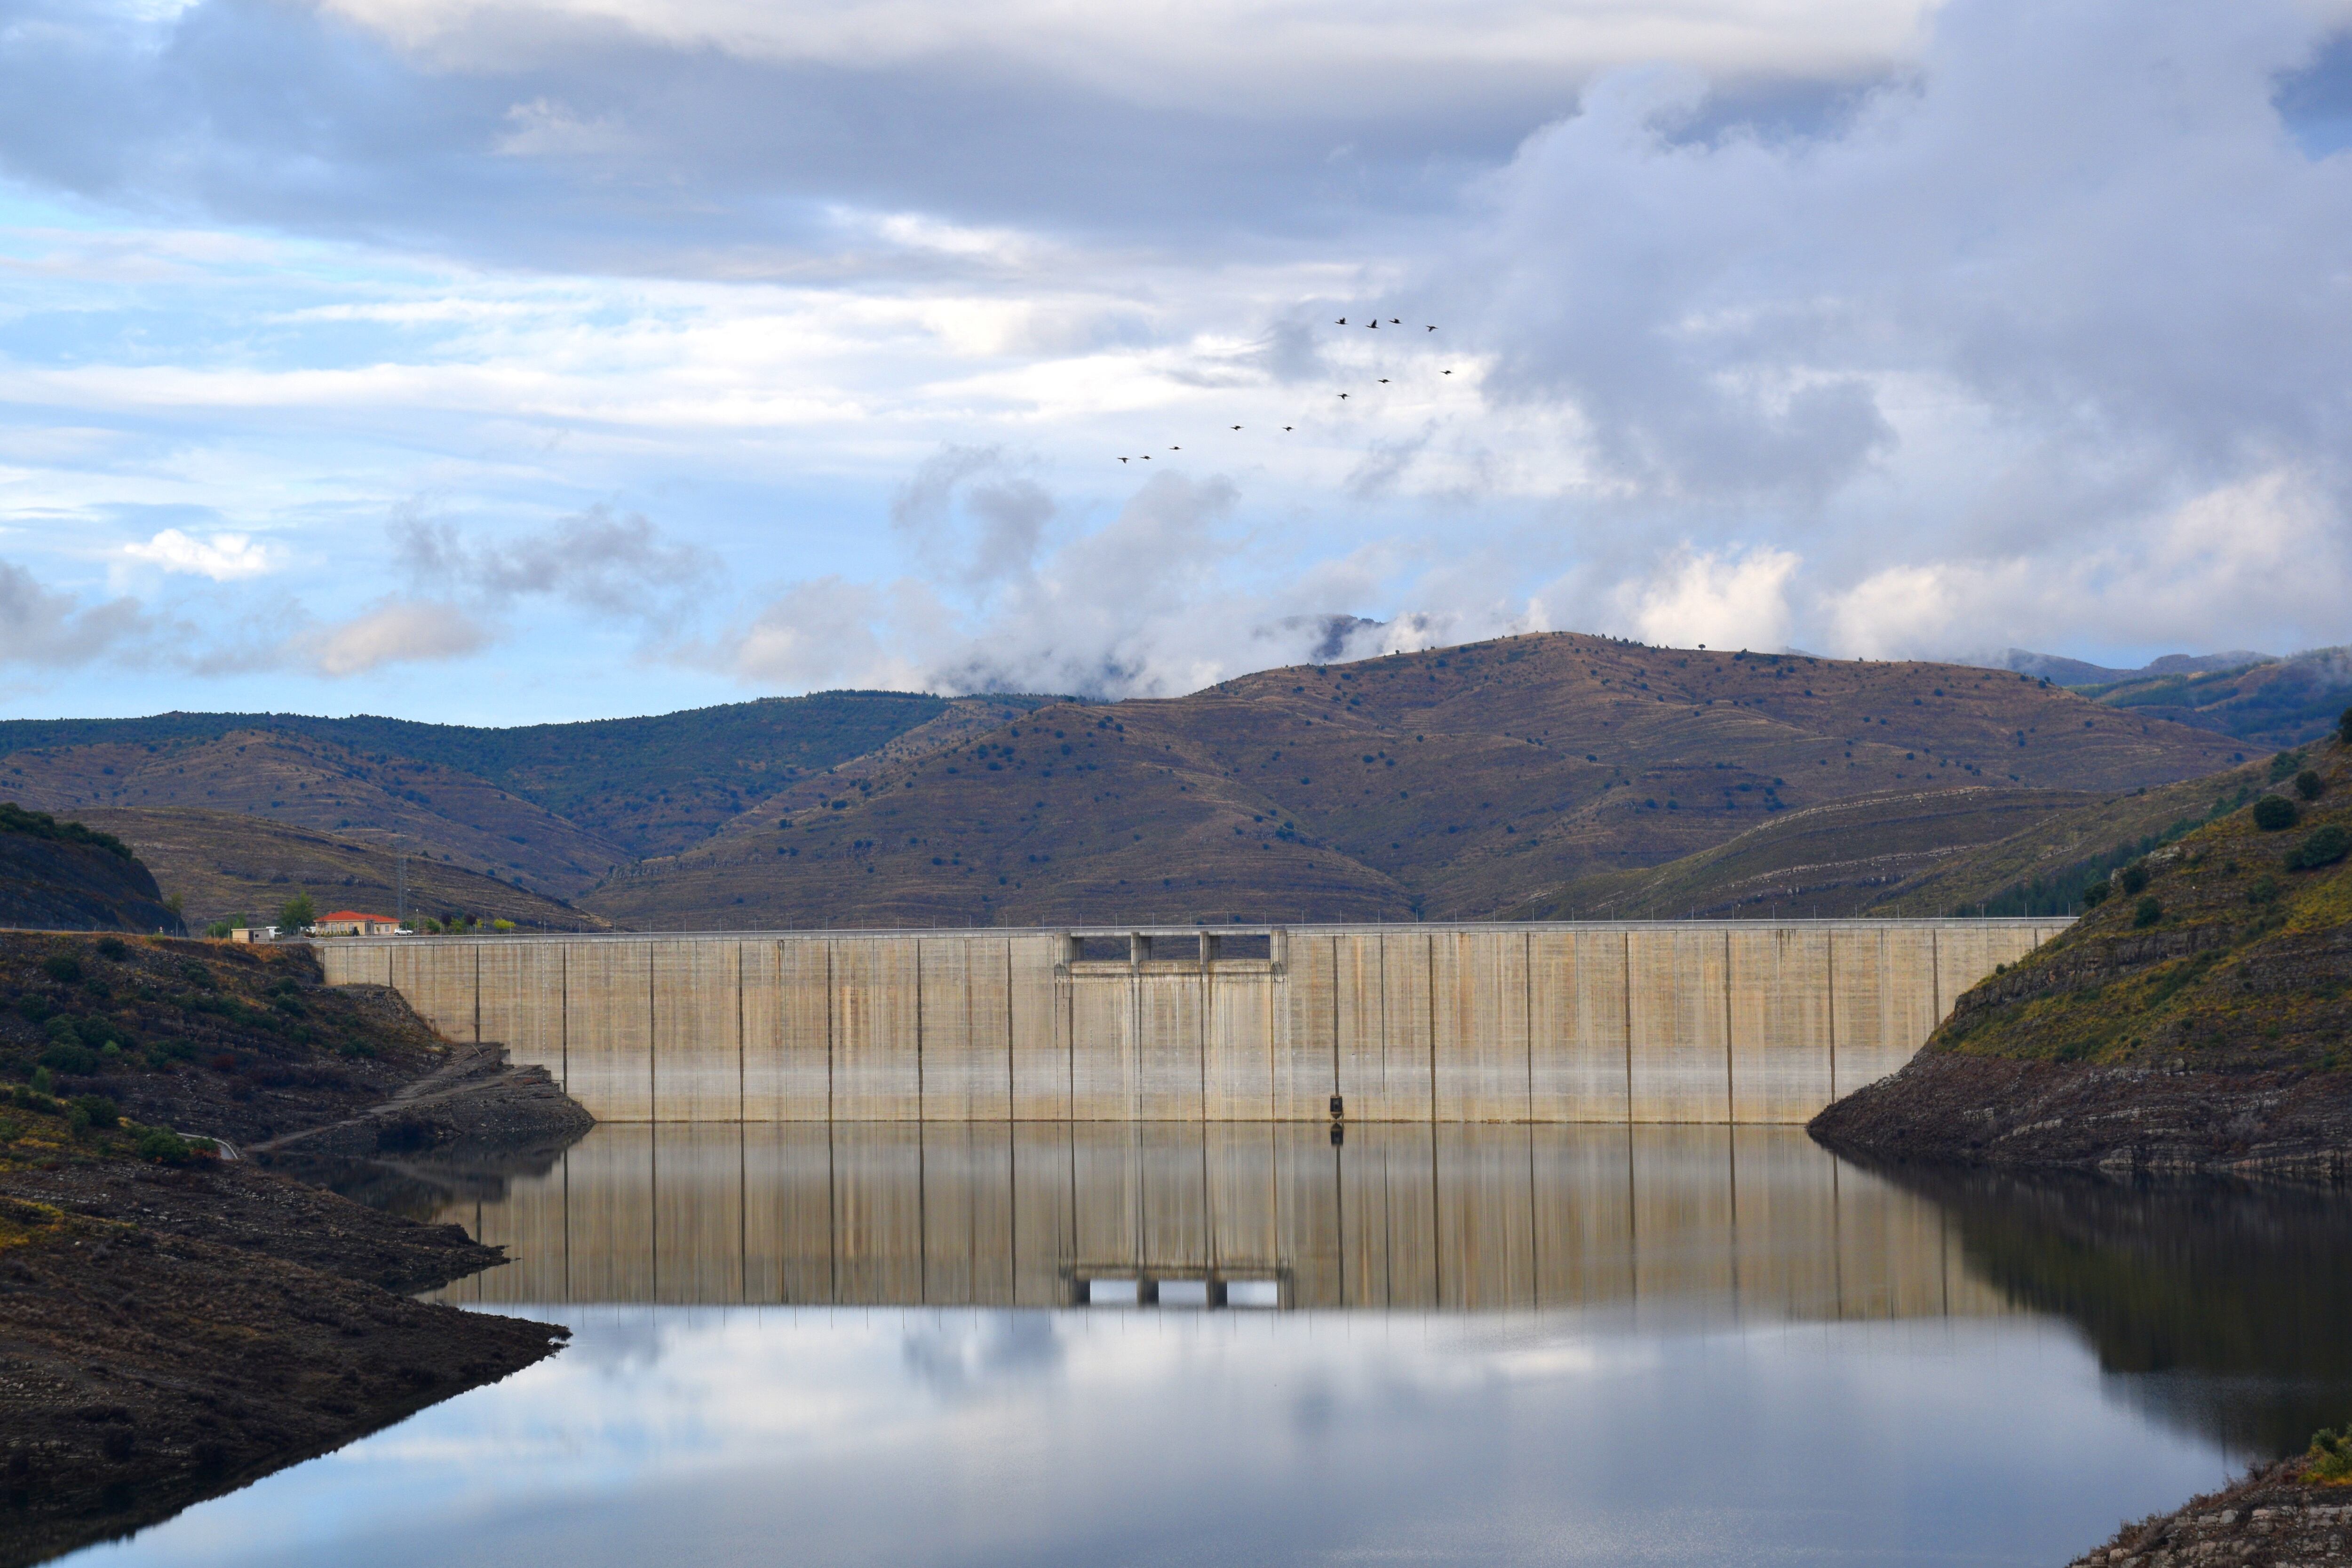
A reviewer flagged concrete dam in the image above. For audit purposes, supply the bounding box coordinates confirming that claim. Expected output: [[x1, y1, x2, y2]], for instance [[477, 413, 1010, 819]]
[[318, 919, 2066, 1125]]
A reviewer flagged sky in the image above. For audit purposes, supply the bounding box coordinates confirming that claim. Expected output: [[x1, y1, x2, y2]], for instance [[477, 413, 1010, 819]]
[[3, 0, 2352, 724]]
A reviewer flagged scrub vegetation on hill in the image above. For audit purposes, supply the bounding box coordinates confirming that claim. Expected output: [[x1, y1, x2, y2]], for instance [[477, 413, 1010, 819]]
[[0, 806, 183, 934], [0, 933, 578, 1566], [593, 632, 2245, 927], [0, 635, 2254, 930], [1812, 716, 2352, 1177]]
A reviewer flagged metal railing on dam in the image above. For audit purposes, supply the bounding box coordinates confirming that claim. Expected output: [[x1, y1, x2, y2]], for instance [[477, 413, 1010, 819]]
[[318, 919, 2067, 1125]]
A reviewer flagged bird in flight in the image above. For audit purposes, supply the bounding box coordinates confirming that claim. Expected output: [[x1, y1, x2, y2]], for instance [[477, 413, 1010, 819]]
[[1442, 369, 1452, 375], [1338, 392, 1349, 398], [1119, 456, 1128, 463], [1367, 320, 1379, 329], [1335, 317, 1346, 325], [1283, 425, 1293, 430], [1388, 318, 1400, 325], [1378, 378, 1389, 383], [1171, 445, 1180, 450], [1232, 425, 1242, 430], [1426, 325, 1436, 332]]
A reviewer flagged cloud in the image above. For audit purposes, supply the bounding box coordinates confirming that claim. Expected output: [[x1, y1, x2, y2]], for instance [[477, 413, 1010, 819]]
[[0, 560, 168, 668], [296, 597, 493, 677], [1618, 545, 1800, 651], [395, 504, 716, 632], [118, 528, 278, 580]]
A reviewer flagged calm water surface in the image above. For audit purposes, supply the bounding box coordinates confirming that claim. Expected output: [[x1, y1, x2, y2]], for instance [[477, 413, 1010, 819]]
[[62, 1124, 2352, 1568]]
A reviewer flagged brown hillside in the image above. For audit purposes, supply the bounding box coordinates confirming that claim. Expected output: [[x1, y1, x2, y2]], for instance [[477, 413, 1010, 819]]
[[0, 730, 628, 900], [1504, 786, 2098, 921], [73, 808, 610, 931], [585, 632, 2248, 928]]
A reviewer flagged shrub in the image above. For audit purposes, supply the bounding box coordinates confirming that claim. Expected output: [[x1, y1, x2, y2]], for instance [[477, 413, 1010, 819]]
[[2253, 795, 2300, 832], [2081, 880, 2111, 908], [204, 920, 234, 939], [2296, 769, 2325, 800], [41, 954, 82, 984], [2248, 874, 2281, 906], [2340, 706, 2352, 748], [278, 892, 316, 930], [92, 936, 127, 960], [28, 1066, 54, 1096], [2119, 863, 2150, 895], [2288, 824, 2351, 871], [2310, 1426, 2352, 1484], [135, 1127, 197, 1164], [15, 995, 49, 1024], [68, 1094, 118, 1129], [2132, 896, 2163, 928], [491, 918, 516, 934], [40, 1040, 99, 1075]]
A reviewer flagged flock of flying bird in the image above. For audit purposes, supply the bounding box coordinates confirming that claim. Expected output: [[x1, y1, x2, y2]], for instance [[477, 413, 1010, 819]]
[[1115, 317, 1450, 463]]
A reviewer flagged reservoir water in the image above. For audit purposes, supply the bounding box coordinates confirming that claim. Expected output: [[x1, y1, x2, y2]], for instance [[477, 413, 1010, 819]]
[[59, 1124, 2352, 1568]]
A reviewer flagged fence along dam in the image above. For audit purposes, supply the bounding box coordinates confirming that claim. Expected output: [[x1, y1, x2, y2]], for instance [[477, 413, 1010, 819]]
[[318, 919, 2065, 1125]]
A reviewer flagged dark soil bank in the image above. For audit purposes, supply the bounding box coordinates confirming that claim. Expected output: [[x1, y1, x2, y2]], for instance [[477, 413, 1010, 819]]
[[1811, 1053, 2352, 1179], [0, 933, 591, 1567]]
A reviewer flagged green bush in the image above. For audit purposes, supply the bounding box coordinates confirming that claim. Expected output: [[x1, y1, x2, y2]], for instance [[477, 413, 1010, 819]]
[[2132, 896, 2163, 928], [41, 953, 81, 983], [2296, 769, 2325, 800], [2119, 863, 2150, 895], [28, 1066, 54, 1096], [68, 1094, 118, 1129], [2253, 794, 2300, 832], [2288, 824, 2351, 871], [2082, 879, 2112, 908], [15, 995, 49, 1024], [2339, 706, 2352, 747], [2248, 874, 2281, 906], [93, 936, 127, 960], [204, 919, 234, 939], [40, 1040, 99, 1075], [2309, 1425, 2352, 1484], [135, 1127, 197, 1164], [278, 892, 316, 931]]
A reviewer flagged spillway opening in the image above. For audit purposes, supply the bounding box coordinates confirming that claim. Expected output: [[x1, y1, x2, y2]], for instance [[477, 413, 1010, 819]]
[[1216, 933, 1271, 961], [1225, 1279, 1281, 1309], [1074, 936, 1129, 963], [1087, 1278, 1142, 1306], [1158, 1279, 1211, 1309]]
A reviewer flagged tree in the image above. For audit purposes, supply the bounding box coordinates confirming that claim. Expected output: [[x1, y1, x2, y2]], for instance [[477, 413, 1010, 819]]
[[278, 892, 317, 930], [2132, 896, 2162, 928], [2296, 769, 2324, 801], [2253, 795, 2299, 832], [2338, 706, 2352, 747], [2081, 879, 2112, 908]]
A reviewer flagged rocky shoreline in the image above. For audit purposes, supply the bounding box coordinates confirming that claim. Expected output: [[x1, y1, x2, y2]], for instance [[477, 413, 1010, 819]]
[[2067, 1456, 2350, 1568], [1809, 1052, 2352, 1180], [0, 934, 592, 1567]]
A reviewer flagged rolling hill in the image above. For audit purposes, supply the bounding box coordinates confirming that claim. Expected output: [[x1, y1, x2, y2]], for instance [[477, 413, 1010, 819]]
[[70, 808, 611, 932], [0, 691, 1048, 860], [583, 632, 2250, 928]]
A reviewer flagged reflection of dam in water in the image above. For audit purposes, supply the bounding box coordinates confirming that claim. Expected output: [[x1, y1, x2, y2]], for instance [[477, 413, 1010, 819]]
[[429, 1123, 2010, 1317], [325, 920, 2064, 1124]]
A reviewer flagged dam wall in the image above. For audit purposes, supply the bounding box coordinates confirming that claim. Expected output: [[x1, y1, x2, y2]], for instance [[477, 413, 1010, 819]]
[[319, 919, 2066, 1125]]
